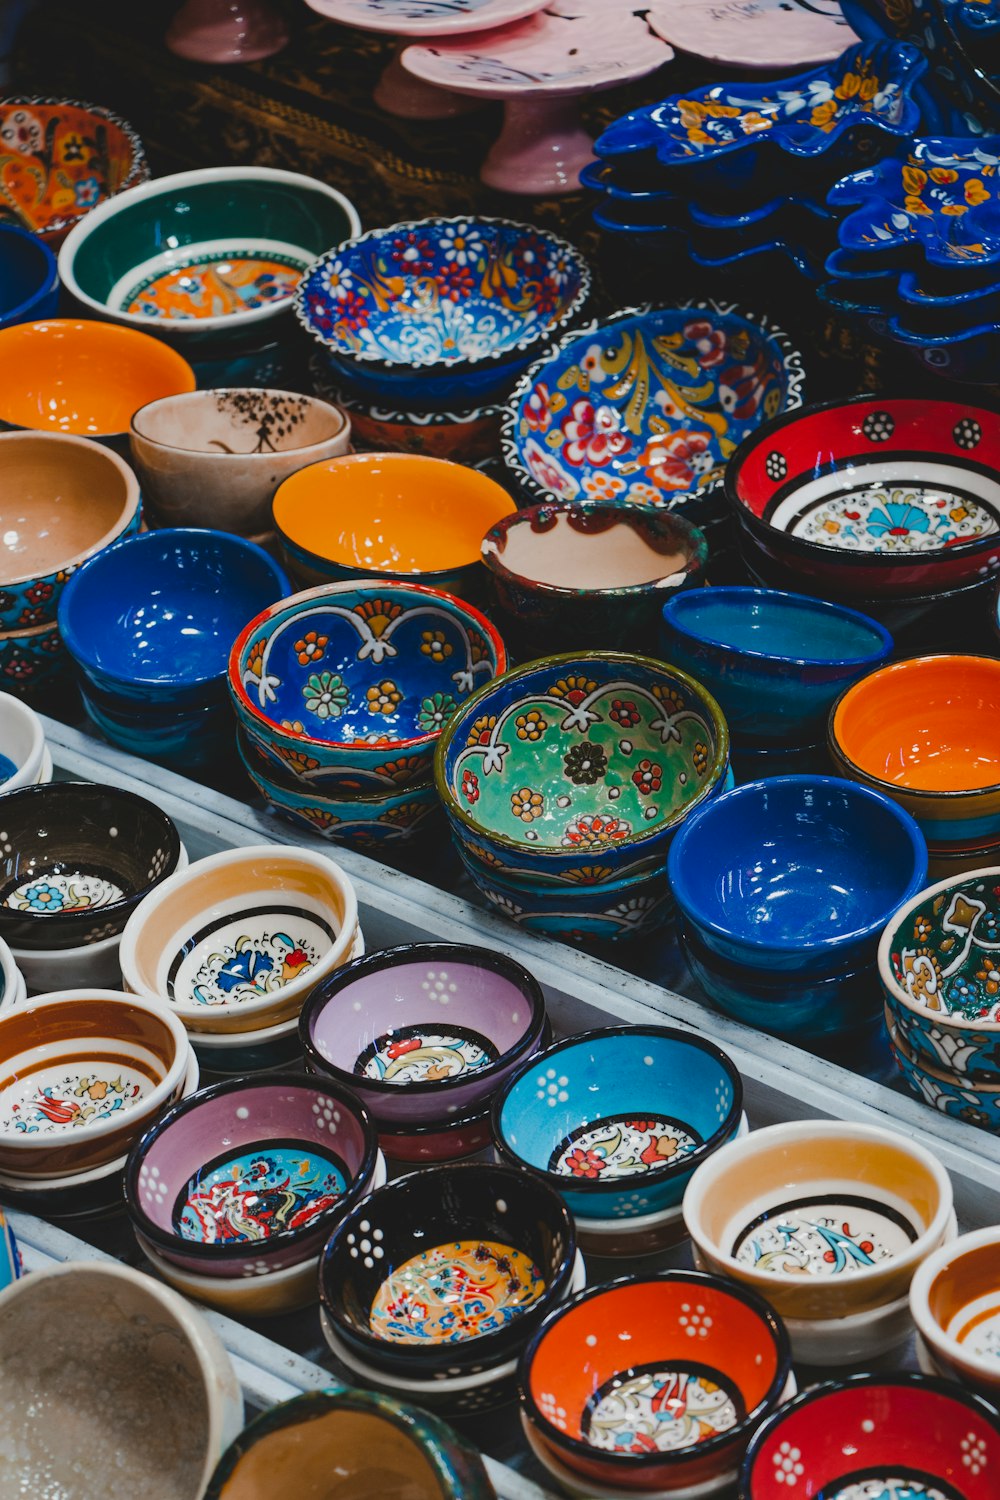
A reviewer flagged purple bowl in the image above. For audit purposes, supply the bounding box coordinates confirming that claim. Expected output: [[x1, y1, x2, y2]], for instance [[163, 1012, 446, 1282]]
[[123, 1074, 379, 1278], [299, 943, 548, 1128]]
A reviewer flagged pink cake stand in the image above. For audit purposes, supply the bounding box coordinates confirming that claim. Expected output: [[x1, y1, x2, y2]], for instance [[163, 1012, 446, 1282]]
[[647, 0, 858, 72], [400, 0, 675, 193], [166, 0, 289, 62]]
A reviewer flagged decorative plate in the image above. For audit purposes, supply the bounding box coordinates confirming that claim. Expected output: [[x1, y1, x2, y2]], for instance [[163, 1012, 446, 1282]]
[[304, 0, 551, 35], [647, 0, 859, 71]]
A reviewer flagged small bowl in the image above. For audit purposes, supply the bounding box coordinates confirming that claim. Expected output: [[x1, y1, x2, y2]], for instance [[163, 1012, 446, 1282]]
[[461, 851, 677, 944], [520, 1272, 792, 1495], [0, 690, 46, 792], [300, 941, 547, 1127], [119, 844, 359, 1034], [319, 1161, 577, 1379], [271, 452, 516, 596], [738, 1373, 1000, 1500], [130, 388, 351, 536], [683, 1119, 955, 1324], [482, 501, 708, 657], [124, 1072, 380, 1277], [911, 1227, 1000, 1398], [493, 1026, 743, 1221], [0, 430, 141, 631], [59, 527, 291, 708], [0, 223, 58, 329], [376, 1103, 494, 1165], [0, 988, 191, 1178], [887, 1004, 1000, 1131], [0, 1262, 243, 1499], [668, 775, 928, 976], [79, 684, 234, 771], [660, 587, 892, 747], [136, 1231, 327, 1317]]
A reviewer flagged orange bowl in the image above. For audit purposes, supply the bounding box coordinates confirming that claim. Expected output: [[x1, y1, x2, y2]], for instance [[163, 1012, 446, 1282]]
[[0, 319, 195, 440]]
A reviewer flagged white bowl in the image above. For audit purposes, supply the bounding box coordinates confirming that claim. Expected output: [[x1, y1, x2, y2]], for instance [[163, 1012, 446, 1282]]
[[0, 935, 24, 1013], [0, 693, 46, 793], [910, 1224, 1000, 1399]]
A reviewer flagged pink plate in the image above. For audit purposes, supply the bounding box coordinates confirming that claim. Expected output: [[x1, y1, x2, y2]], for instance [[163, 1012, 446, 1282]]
[[304, 0, 551, 37], [647, 0, 859, 72]]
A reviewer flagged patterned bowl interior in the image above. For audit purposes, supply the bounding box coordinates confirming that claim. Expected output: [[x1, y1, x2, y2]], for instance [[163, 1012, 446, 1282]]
[[296, 218, 589, 367], [503, 304, 802, 508], [0, 99, 146, 237], [885, 870, 1000, 1028]]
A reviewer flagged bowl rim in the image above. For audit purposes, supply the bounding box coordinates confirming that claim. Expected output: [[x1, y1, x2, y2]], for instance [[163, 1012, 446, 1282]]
[[518, 1269, 793, 1474], [433, 649, 730, 860], [667, 774, 929, 960], [661, 584, 893, 669], [123, 1070, 379, 1264], [500, 298, 806, 508], [293, 214, 592, 370], [299, 940, 548, 1098], [57, 164, 362, 337], [236, 735, 439, 813], [829, 653, 1000, 802], [490, 1023, 743, 1197], [910, 1225, 1000, 1381], [0, 690, 45, 791], [737, 1371, 1000, 1499], [228, 575, 507, 754], [0, 223, 58, 325], [129, 386, 350, 458]]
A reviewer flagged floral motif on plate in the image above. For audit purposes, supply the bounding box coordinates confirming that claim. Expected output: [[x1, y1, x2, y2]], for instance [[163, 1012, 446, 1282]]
[[369, 1239, 546, 1344], [779, 483, 1000, 553], [167, 907, 336, 1008], [355, 1023, 498, 1084], [0, 99, 145, 237], [176, 1142, 349, 1244], [2, 870, 124, 914], [548, 1113, 701, 1180], [732, 1194, 918, 1275], [123, 253, 304, 320], [582, 1361, 743, 1454], [1, 1066, 149, 1134]]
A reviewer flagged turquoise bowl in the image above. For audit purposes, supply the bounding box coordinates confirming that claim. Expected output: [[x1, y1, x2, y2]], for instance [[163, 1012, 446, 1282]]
[[888, 1011, 1000, 1132], [80, 684, 233, 770]]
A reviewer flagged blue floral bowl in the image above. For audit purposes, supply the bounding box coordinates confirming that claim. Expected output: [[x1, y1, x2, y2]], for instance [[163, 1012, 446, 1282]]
[[229, 580, 507, 791], [0, 225, 58, 331], [888, 1008, 1000, 1131], [500, 301, 805, 509], [80, 683, 233, 771], [492, 1026, 743, 1221]]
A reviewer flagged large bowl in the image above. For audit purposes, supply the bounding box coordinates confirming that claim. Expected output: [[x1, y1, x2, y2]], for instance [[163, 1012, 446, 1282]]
[[0, 223, 58, 329]]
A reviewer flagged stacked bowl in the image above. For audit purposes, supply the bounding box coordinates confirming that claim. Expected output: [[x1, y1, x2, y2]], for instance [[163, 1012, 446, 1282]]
[[0, 690, 52, 794], [911, 1225, 1000, 1397], [0, 223, 58, 330]]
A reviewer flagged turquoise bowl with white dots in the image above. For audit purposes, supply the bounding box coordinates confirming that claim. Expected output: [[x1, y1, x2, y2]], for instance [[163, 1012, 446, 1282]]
[[490, 1026, 743, 1222]]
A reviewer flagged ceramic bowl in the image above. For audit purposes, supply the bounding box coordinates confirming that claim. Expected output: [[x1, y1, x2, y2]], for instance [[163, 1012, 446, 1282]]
[[738, 1373, 1000, 1500], [459, 851, 677, 944], [0, 429, 141, 632], [319, 1160, 577, 1379], [136, 1232, 326, 1317], [887, 1006, 1000, 1131], [0, 935, 25, 1012], [0, 1261, 243, 1499], [59, 527, 291, 708], [0, 618, 68, 701], [0, 690, 46, 792], [317, 376, 502, 465], [0, 319, 196, 448], [79, 682, 235, 771], [0, 779, 184, 950], [725, 395, 1000, 599], [683, 1119, 954, 1324], [0, 223, 58, 329], [130, 388, 352, 536], [0, 97, 147, 243], [230, 578, 506, 789], [271, 451, 516, 596], [520, 1409, 741, 1500], [376, 1102, 494, 1165], [119, 844, 359, 1035], [436, 651, 729, 884], [493, 1026, 743, 1222], [482, 501, 708, 658], [829, 655, 1000, 848], [300, 941, 547, 1127], [0, 988, 192, 1178], [501, 301, 805, 509], [125, 1072, 380, 1277], [520, 1272, 792, 1495], [911, 1227, 1000, 1398], [660, 587, 892, 748]]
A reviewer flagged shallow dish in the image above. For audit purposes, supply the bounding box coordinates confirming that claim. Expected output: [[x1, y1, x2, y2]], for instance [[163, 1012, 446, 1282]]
[[0, 223, 58, 329], [911, 1226, 1000, 1398]]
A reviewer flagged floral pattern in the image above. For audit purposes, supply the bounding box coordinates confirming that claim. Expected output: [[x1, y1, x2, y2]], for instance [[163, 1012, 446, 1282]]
[[168, 913, 334, 1008], [417, 691, 457, 732], [2, 1067, 148, 1134], [550, 1114, 701, 1180], [779, 482, 1000, 553], [177, 1146, 347, 1244], [733, 1196, 918, 1275], [369, 1240, 546, 1345], [123, 254, 304, 321], [0, 98, 147, 239], [3, 872, 124, 914], [354, 1024, 498, 1084], [891, 878, 1000, 1025], [303, 671, 350, 720], [563, 741, 608, 785], [583, 1364, 742, 1455]]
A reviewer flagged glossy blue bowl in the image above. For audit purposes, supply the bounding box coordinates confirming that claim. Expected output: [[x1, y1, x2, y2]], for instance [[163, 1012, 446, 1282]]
[[58, 527, 291, 707], [668, 775, 928, 977], [492, 1026, 743, 1221], [0, 225, 58, 331], [660, 587, 893, 747], [79, 683, 233, 770]]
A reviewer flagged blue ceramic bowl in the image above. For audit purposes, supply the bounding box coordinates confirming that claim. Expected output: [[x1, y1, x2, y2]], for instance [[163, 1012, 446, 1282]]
[[668, 775, 929, 977], [80, 683, 233, 770], [888, 1013, 1000, 1132], [0, 225, 58, 331], [492, 1026, 743, 1221], [660, 587, 893, 747]]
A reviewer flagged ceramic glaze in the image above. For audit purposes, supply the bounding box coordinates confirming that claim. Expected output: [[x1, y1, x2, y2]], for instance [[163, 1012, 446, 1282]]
[[490, 509, 689, 589], [826, 1478, 954, 1500], [175, 1142, 349, 1244], [549, 1114, 701, 1181], [582, 1363, 743, 1454], [369, 1239, 546, 1344], [240, 749, 441, 849], [776, 478, 1000, 553], [732, 1195, 918, 1275], [887, 873, 1000, 1025], [123, 254, 303, 320], [305, 0, 550, 34], [2, 869, 124, 914], [949, 1301, 1000, 1360], [647, 0, 856, 70], [1, 1064, 151, 1135], [168, 909, 335, 1008], [356, 1025, 498, 1083]]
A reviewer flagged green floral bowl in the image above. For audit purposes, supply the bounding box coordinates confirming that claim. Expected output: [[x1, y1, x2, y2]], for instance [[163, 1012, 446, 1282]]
[[435, 652, 729, 883]]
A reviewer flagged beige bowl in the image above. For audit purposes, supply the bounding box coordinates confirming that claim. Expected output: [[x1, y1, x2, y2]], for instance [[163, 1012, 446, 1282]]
[[911, 1227, 1000, 1399]]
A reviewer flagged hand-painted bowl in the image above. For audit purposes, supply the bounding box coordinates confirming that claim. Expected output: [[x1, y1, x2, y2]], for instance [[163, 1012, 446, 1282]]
[[0, 988, 191, 1178], [0, 617, 68, 701], [376, 1103, 494, 1166], [436, 651, 729, 883], [319, 1160, 577, 1380], [0, 97, 147, 243], [314, 373, 502, 465], [0, 223, 58, 329], [683, 1120, 954, 1324], [0, 319, 196, 447], [888, 1005, 1000, 1131], [0, 430, 141, 631], [0, 690, 47, 792], [520, 1272, 792, 1495], [500, 301, 805, 509], [725, 395, 1000, 598], [59, 527, 291, 707], [660, 587, 892, 747], [829, 655, 1000, 848], [482, 500, 708, 657], [130, 387, 352, 536], [271, 451, 516, 596], [125, 1072, 380, 1277], [300, 941, 547, 1127], [230, 578, 506, 789], [119, 844, 359, 1035], [668, 775, 928, 976], [911, 1227, 1000, 1398], [58, 166, 360, 349], [0, 780, 183, 950], [458, 850, 677, 944], [493, 1026, 743, 1221], [738, 1373, 1000, 1500]]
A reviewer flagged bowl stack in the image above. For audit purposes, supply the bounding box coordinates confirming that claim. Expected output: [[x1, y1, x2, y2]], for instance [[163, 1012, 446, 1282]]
[[0, 691, 52, 795]]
